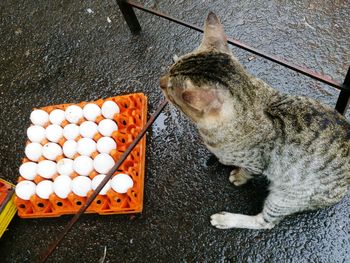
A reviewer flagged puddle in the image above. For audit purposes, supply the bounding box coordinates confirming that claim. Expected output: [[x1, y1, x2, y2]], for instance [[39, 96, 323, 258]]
[[152, 111, 167, 136]]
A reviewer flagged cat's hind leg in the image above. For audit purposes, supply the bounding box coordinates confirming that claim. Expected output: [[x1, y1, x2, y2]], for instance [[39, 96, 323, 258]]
[[229, 168, 253, 186]]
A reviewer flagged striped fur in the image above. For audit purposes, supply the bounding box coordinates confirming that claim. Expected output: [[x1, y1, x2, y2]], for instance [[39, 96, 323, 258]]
[[160, 13, 350, 229]]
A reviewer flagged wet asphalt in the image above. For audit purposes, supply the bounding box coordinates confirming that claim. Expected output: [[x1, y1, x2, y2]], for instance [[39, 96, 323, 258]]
[[0, 0, 350, 262]]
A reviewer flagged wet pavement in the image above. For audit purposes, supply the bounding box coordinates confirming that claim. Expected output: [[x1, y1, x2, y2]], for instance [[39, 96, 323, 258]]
[[1, 0, 350, 262]]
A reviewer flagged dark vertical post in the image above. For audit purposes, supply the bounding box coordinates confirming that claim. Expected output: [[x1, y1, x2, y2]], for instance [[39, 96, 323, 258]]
[[335, 67, 350, 115], [116, 0, 141, 33]]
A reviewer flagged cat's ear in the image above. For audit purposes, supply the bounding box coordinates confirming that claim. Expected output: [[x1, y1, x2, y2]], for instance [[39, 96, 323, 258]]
[[198, 12, 230, 53], [182, 89, 222, 113]]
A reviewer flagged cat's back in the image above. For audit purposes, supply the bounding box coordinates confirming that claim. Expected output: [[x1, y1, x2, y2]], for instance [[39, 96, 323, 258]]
[[264, 93, 350, 207], [265, 93, 350, 149]]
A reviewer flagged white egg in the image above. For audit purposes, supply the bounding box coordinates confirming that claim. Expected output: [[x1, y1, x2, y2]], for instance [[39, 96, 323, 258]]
[[77, 138, 97, 156], [97, 137, 117, 154], [73, 156, 94, 176], [30, 109, 49, 126], [93, 153, 115, 174], [91, 174, 111, 195], [101, 101, 120, 119], [25, 143, 42, 161], [42, 143, 62, 160], [63, 140, 78, 158], [79, 121, 98, 138], [65, 105, 83, 124], [111, 173, 134, 194], [27, 125, 46, 143], [46, 124, 63, 143], [36, 180, 54, 199], [98, 119, 118, 137], [19, 162, 37, 180], [53, 175, 72, 199], [16, 180, 36, 200], [37, 160, 57, 179], [49, 109, 66, 125], [57, 158, 74, 175], [83, 103, 101, 121], [71, 176, 92, 197], [63, 124, 80, 140]]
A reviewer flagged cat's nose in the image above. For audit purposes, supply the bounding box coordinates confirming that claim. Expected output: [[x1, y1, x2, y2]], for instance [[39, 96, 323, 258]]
[[160, 75, 169, 90]]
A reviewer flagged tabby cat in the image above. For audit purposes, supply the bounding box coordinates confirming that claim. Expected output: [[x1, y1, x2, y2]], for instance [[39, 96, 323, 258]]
[[159, 12, 350, 229]]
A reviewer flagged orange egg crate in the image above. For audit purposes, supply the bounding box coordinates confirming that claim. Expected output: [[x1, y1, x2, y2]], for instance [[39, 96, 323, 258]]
[[14, 93, 147, 218]]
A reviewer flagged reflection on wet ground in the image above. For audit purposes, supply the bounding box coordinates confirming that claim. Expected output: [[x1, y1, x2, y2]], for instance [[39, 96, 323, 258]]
[[0, 0, 349, 262]]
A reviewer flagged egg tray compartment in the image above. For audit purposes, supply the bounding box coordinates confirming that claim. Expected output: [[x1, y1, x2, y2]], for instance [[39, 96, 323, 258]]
[[14, 93, 147, 218], [0, 179, 14, 207]]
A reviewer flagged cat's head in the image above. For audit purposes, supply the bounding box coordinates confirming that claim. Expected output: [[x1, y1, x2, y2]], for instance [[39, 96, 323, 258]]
[[160, 12, 244, 125]]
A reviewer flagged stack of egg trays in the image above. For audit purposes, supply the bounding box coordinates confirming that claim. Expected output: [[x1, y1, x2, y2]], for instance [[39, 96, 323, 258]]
[[14, 93, 147, 218], [0, 179, 16, 237]]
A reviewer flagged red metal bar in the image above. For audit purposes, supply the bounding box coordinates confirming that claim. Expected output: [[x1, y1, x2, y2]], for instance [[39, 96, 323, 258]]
[[126, 0, 346, 92], [335, 67, 350, 114], [117, 0, 141, 33], [39, 99, 169, 263]]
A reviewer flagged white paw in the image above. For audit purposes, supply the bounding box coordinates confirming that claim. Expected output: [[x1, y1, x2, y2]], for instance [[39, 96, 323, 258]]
[[229, 169, 248, 186], [228, 169, 237, 183], [210, 212, 276, 230], [210, 212, 234, 229], [172, 54, 179, 62]]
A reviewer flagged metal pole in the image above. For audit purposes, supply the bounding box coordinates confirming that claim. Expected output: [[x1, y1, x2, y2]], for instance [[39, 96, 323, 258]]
[[116, 0, 141, 33], [38, 100, 168, 263], [335, 67, 350, 114], [126, 0, 345, 93]]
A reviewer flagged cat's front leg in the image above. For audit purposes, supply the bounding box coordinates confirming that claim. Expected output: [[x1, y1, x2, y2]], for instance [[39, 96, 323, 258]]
[[210, 191, 299, 229], [210, 212, 275, 229], [229, 168, 253, 186]]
